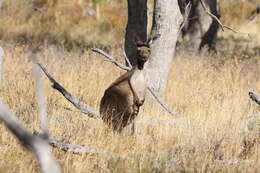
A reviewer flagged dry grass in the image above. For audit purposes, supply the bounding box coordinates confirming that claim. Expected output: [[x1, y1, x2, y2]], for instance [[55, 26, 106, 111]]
[[0, 43, 259, 172], [0, 0, 260, 172], [220, 0, 260, 46], [0, 0, 259, 49], [0, 0, 127, 49], [220, 0, 257, 27]]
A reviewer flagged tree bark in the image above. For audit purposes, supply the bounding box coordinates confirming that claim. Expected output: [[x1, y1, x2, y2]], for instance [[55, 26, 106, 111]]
[[125, 0, 148, 66], [181, 0, 220, 51], [147, 0, 183, 94], [125, 0, 182, 95]]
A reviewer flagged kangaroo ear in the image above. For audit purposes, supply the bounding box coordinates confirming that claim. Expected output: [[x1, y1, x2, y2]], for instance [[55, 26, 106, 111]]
[[136, 40, 144, 47], [136, 40, 149, 48]]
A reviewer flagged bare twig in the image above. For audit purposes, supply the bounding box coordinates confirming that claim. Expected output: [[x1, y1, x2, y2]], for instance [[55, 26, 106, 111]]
[[0, 101, 61, 173], [123, 50, 133, 69], [92, 48, 179, 117], [148, 87, 179, 117], [37, 63, 100, 118], [178, 2, 192, 35], [62, 106, 89, 113], [33, 64, 49, 135], [249, 89, 260, 105], [199, 0, 251, 38], [92, 48, 131, 71]]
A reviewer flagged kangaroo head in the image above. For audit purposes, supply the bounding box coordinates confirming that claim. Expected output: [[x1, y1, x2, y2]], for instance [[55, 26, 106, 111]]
[[136, 41, 150, 63]]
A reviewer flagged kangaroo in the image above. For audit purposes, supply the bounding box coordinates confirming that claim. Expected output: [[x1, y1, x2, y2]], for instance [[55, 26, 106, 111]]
[[100, 41, 150, 132]]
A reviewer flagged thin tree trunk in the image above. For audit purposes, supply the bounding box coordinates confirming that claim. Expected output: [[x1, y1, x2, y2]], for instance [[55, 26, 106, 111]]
[[147, 0, 183, 94], [126, 0, 182, 95], [125, 0, 148, 66]]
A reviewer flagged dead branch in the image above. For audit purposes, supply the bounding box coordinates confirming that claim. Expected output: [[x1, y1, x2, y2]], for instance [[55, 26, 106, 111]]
[[92, 48, 131, 71], [47, 136, 132, 159], [249, 89, 260, 105], [123, 50, 133, 69], [33, 64, 49, 135], [92, 48, 179, 117], [199, 0, 251, 38], [0, 53, 61, 173], [178, 2, 192, 35], [37, 49, 179, 120], [33, 131, 131, 159], [37, 63, 100, 118], [147, 87, 179, 117], [33, 63, 131, 159], [0, 102, 61, 173]]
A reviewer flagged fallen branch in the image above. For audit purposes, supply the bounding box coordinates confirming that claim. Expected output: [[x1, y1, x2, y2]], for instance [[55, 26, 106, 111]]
[[92, 48, 179, 117], [37, 63, 100, 119], [0, 64, 61, 173], [199, 0, 251, 38], [48, 136, 132, 159], [32, 131, 131, 159], [0, 102, 61, 173]]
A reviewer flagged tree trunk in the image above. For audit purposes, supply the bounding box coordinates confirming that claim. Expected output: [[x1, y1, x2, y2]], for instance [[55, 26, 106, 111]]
[[125, 0, 182, 95], [147, 0, 183, 94], [181, 0, 220, 51], [125, 0, 148, 66]]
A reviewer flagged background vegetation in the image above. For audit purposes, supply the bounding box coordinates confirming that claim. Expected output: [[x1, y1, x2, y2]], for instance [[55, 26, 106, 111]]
[[0, 0, 259, 49], [0, 0, 260, 172]]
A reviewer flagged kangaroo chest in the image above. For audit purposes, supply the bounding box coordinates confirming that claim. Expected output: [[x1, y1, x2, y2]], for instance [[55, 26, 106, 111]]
[[130, 69, 147, 101]]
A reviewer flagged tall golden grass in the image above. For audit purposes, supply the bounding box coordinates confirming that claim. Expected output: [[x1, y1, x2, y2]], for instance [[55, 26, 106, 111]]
[[0, 0, 259, 172], [0, 0, 126, 49], [0, 43, 259, 172]]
